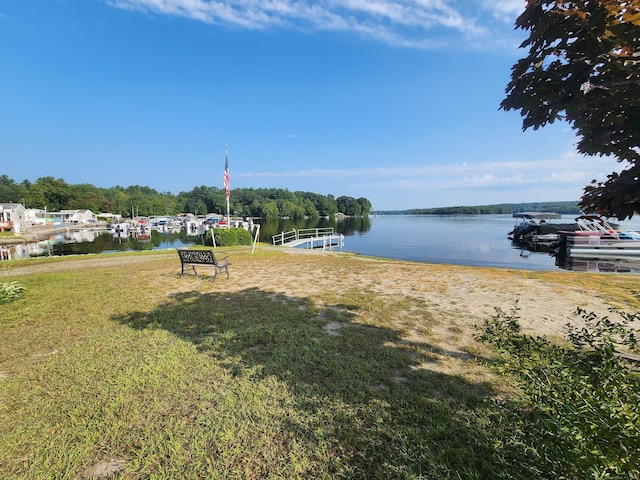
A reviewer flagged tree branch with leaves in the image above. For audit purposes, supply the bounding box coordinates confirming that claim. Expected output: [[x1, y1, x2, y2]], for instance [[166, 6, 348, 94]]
[[501, 0, 640, 219]]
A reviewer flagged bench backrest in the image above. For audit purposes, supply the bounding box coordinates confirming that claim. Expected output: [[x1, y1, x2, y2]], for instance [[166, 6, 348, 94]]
[[177, 249, 215, 264]]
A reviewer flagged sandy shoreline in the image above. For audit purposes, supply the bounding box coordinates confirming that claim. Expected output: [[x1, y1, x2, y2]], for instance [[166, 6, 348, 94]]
[[3, 247, 633, 348]]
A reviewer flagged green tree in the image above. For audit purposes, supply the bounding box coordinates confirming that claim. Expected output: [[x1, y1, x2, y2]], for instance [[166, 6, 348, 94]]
[[301, 198, 318, 218], [25, 177, 74, 211], [104, 187, 130, 216], [321, 194, 338, 216], [181, 185, 212, 215], [0, 174, 368, 221], [337, 196, 362, 216], [501, 0, 640, 219], [66, 183, 111, 213], [0, 175, 21, 203], [261, 201, 280, 219], [357, 197, 372, 216]]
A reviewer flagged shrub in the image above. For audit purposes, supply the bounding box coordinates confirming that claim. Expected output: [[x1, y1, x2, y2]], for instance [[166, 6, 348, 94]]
[[477, 301, 640, 479], [0, 281, 25, 304], [207, 228, 252, 247]]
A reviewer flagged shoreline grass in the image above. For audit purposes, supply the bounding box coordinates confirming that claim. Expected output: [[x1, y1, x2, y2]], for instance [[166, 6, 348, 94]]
[[1, 249, 638, 478]]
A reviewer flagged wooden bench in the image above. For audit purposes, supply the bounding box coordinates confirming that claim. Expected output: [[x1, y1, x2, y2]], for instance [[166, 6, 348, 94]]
[[177, 248, 230, 280]]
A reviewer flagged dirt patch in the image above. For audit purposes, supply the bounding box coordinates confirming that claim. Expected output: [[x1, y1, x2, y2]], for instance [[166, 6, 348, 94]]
[[3, 248, 630, 345], [74, 459, 126, 479]]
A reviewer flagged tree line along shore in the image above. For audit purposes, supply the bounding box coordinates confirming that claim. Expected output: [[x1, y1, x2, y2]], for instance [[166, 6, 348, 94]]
[[0, 175, 372, 219]]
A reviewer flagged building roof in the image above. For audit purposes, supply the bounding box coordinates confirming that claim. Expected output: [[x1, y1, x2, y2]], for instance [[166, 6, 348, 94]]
[[0, 203, 24, 211]]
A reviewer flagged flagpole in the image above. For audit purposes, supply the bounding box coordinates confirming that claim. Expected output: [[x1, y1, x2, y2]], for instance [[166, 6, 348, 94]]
[[225, 144, 230, 228]]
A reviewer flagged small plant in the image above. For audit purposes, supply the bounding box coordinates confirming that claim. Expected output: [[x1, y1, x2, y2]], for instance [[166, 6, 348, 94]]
[[477, 299, 640, 479], [0, 281, 25, 304], [475, 300, 522, 348]]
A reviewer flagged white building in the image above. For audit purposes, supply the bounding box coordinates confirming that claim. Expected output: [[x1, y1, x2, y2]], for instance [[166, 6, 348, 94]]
[[0, 203, 26, 234], [50, 209, 98, 223], [99, 212, 122, 222], [25, 208, 51, 225]]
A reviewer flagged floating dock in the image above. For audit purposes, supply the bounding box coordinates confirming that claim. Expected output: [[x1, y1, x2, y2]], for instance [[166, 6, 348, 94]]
[[272, 228, 344, 251]]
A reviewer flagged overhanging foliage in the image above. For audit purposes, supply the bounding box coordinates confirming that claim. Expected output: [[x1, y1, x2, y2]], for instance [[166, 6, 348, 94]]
[[501, 0, 640, 219]]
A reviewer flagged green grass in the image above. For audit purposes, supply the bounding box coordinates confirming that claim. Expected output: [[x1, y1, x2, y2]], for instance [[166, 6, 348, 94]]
[[0, 251, 637, 479]]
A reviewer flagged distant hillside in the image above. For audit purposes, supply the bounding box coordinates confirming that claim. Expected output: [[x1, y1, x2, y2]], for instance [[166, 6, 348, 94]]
[[373, 201, 581, 215]]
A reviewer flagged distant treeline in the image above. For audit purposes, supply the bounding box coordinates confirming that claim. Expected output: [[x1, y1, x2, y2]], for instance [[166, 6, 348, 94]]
[[375, 201, 582, 215], [0, 175, 372, 219]]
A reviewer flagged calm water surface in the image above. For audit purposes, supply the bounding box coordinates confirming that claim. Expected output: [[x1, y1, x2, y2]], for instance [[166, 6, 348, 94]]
[[8, 214, 640, 272], [340, 214, 640, 272], [344, 214, 541, 268]]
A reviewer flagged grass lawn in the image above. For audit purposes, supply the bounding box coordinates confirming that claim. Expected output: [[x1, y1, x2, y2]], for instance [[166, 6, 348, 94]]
[[1, 248, 638, 479]]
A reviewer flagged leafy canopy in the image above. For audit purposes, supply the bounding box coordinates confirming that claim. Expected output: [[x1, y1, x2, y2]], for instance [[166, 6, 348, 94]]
[[501, 0, 640, 219]]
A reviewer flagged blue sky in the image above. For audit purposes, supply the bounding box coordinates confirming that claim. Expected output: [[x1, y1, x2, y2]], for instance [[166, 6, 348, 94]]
[[0, 0, 623, 210]]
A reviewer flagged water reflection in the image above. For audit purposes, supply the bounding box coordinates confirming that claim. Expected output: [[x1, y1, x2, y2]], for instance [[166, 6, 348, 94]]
[[80, 229, 207, 255], [512, 237, 640, 273], [556, 257, 640, 273], [0, 229, 207, 260], [258, 216, 371, 240], [0, 217, 371, 261], [1, 229, 108, 259]]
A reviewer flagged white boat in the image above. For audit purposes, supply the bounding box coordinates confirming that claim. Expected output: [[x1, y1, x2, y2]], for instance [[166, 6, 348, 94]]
[[152, 217, 182, 234], [185, 219, 207, 236], [567, 241, 640, 258], [558, 216, 640, 260], [150, 216, 174, 231], [134, 224, 151, 241], [110, 222, 131, 239]]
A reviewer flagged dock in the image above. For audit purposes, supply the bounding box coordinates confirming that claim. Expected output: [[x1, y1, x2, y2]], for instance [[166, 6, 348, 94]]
[[272, 228, 344, 251]]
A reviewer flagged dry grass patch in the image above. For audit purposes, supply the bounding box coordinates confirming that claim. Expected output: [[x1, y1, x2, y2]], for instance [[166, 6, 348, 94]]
[[1, 248, 638, 479]]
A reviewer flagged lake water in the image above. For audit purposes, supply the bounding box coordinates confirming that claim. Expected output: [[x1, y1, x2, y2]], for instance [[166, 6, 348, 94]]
[[344, 214, 548, 268], [343, 214, 640, 272], [5, 214, 640, 273]]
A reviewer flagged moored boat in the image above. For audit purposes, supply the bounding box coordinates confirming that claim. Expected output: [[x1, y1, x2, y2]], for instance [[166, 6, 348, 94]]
[[567, 241, 640, 258], [110, 222, 131, 239], [509, 212, 580, 244], [554, 215, 640, 261], [185, 219, 207, 236]]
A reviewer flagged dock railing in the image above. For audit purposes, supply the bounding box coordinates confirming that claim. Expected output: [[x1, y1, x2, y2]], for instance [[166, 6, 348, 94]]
[[272, 227, 336, 246]]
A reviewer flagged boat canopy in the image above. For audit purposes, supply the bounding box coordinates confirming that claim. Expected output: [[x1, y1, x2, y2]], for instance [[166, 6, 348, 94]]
[[512, 212, 562, 220]]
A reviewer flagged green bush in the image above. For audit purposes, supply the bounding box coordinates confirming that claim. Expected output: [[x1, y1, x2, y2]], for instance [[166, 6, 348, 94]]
[[0, 281, 25, 304], [207, 227, 252, 247], [477, 301, 640, 479]]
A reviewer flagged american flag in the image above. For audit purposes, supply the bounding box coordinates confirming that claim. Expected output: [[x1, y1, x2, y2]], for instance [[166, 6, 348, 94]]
[[223, 145, 230, 200]]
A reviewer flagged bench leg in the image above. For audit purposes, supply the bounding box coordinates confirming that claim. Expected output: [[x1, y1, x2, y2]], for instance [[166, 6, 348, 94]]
[[180, 262, 198, 276], [179, 261, 222, 280], [214, 265, 229, 279]]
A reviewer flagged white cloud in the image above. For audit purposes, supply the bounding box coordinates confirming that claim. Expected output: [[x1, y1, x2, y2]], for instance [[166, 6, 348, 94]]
[[239, 154, 620, 183], [105, 0, 519, 48], [227, 150, 629, 209], [237, 150, 624, 200], [482, 0, 524, 23]]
